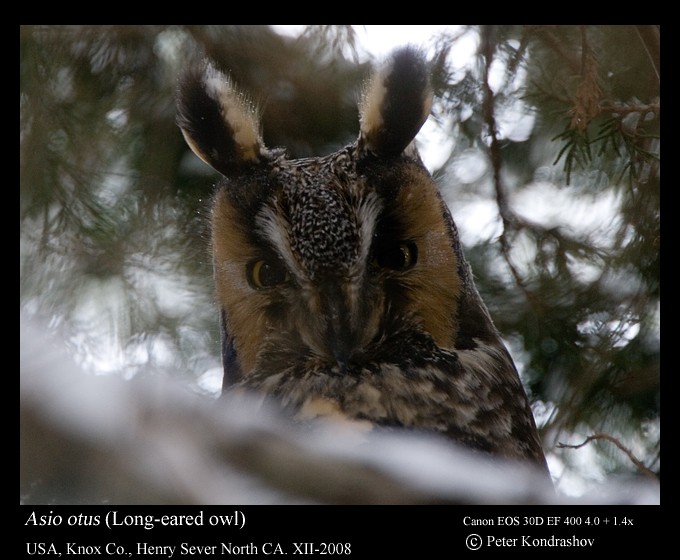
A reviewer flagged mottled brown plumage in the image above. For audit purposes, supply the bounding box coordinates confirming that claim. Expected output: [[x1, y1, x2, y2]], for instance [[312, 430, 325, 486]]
[[177, 47, 549, 472]]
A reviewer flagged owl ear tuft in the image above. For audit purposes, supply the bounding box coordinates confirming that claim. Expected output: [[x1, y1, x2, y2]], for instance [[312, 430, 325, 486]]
[[177, 60, 266, 176], [359, 47, 433, 157]]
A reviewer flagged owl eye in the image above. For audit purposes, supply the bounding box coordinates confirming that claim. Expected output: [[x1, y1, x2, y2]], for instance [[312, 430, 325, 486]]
[[375, 240, 418, 271], [247, 258, 289, 289]]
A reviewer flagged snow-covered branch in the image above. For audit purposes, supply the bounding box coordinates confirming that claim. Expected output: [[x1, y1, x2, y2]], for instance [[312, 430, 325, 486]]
[[20, 315, 658, 505]]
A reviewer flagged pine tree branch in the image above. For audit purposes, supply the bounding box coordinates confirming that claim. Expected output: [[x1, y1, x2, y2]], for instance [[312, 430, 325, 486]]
[[599, 102, 660, 117]]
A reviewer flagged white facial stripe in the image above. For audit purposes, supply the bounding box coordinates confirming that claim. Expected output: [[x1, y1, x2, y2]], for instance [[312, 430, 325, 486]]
[[256, 204, 301, 281], [256, 190, 382, 285], [355, 191, 382, 275]]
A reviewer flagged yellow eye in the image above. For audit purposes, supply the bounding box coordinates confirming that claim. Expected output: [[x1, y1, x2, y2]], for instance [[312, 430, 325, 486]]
[[247, 258, 289, 289], [375, 240, 418, 271]]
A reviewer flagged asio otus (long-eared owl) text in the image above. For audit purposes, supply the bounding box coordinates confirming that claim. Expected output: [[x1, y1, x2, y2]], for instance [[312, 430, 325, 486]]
[[177, 47, 549, 471]]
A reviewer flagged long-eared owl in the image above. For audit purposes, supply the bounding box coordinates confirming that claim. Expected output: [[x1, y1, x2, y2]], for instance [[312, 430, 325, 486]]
[[177, 46, 549, 471]]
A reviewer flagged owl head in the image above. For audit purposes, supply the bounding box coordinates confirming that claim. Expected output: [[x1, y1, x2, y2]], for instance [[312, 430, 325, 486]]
[[177, 47, 548, 468]]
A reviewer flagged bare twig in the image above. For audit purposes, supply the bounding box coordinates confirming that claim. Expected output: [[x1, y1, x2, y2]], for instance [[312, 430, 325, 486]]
[[479, 26, 534, 300], [634, 25, 660, 83], [557, 433, 659, 481]]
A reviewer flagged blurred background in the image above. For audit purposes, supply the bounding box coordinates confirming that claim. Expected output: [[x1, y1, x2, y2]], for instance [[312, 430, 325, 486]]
[[20, 25, 659, 501]]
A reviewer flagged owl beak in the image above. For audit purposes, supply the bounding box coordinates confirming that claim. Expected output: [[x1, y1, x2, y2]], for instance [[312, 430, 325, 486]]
[[328, 327, 353, 372], [318, 282, 358, 371]]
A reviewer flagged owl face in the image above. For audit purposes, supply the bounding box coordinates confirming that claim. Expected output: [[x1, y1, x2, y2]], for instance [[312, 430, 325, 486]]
[[211, 147, 462, 378], [177, 47, 549, 469]]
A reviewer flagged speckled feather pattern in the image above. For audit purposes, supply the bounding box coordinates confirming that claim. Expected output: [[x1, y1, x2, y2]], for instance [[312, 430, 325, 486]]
[[275, 151, 364, 280], [240, 325, 546, 465]]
